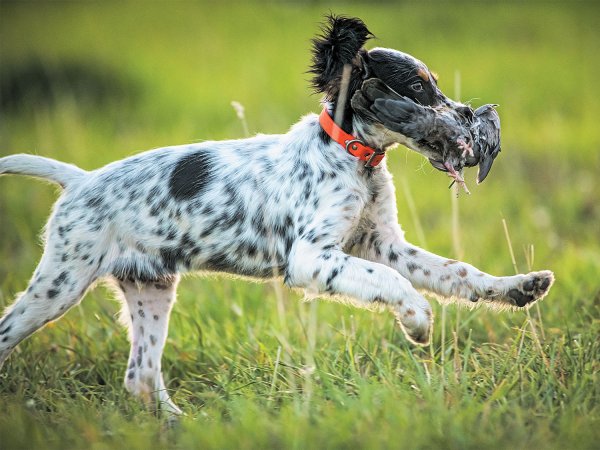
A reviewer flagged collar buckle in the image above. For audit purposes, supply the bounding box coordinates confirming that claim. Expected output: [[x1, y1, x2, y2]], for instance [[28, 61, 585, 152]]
[[344, 139, 365, 154], [365, 149, 386, 168]]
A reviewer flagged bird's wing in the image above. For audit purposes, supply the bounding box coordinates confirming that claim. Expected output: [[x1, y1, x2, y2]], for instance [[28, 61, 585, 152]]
[[473, 104, 501, 183], [371, 97, 438, 138], [350, 78, 402, 121], [351, 78, 438, 139]]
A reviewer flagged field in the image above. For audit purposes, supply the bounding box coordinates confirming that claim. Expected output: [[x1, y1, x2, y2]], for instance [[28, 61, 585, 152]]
[[0, 1, 599, 448]]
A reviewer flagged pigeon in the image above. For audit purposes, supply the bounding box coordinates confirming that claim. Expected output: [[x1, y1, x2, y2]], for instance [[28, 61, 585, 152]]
[[351, 78, 501, 188]]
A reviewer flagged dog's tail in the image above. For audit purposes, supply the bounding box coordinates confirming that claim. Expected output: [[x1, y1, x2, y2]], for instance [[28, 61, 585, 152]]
[[0, 154, 87, 188]]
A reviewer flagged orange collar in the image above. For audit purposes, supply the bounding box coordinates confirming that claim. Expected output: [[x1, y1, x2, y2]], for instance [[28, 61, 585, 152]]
[[319, 108, 385, 168]]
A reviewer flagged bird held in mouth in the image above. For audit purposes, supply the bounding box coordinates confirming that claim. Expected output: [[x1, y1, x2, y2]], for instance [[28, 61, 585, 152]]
[[351, 78, 501, 188]]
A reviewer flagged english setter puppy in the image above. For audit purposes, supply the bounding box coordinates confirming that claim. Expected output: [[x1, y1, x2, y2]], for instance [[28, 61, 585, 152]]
[[0, 15, 553, 415]]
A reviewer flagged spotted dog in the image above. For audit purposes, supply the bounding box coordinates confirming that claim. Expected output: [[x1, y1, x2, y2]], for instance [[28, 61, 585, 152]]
[[0, 15, 554, 415]]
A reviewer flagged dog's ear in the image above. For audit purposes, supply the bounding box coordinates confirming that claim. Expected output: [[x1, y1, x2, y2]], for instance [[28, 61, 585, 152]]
[[309, 15, 373, 100]]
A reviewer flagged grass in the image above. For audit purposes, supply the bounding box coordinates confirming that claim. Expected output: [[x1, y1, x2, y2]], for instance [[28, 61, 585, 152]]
[[0, 1, 599, 448]]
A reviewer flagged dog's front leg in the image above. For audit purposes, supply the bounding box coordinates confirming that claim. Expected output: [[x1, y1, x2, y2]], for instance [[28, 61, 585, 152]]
[[355, 224, 554, 309], [286, 239, 432, 344]]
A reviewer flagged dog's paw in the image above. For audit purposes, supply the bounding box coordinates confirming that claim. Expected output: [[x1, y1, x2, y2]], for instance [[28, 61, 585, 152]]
[[499, 270, 554, 308], [395, 304, 433, 346]]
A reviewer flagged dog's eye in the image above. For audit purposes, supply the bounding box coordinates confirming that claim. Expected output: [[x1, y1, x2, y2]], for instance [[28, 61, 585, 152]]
[[411, 82, 424, 92]]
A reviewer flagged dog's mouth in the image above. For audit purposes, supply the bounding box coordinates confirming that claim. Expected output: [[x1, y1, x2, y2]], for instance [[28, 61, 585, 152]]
[[425, 139, 478, 194], [427, 157, 466, 193]]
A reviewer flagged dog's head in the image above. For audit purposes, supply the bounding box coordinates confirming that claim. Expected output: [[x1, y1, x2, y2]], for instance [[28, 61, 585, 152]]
[[310, 15, 465, 163]]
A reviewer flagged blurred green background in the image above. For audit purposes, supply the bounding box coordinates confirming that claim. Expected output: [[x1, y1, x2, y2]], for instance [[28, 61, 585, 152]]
[[0, 1, 599, 448]]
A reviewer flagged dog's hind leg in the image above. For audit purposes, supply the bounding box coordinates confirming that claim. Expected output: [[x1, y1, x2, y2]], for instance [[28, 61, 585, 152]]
[[0, 248, 97, 369], [113, 275, 181, 416]]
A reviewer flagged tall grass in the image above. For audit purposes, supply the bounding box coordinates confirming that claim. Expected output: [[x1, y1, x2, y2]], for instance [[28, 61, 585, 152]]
[[1, 1, 599, 448]]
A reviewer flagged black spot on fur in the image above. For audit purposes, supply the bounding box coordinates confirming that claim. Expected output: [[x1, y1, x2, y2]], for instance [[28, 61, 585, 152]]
[[160, 247, 185, 272], [86, 196, 103, 208], [204, 252, 232, 273], [407, 248, 418, 256], [150, 198, 169, 217], [57, 224, 74, 239], [326, 267, 340, 290], [146, 185, 161, 205], [52, 272, 68, 287], [318, 126, 331, 145], [368, 231, 380, 248], [180, 233, 195, 250], [128, 190, 141, 202], [406, 262, 420, 274], [47, 289, 59, 299], [113, 259, 171, 285], [247, 243, 258, 258], [388, 249, 399, 263], [169, 151, 214, 200]]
